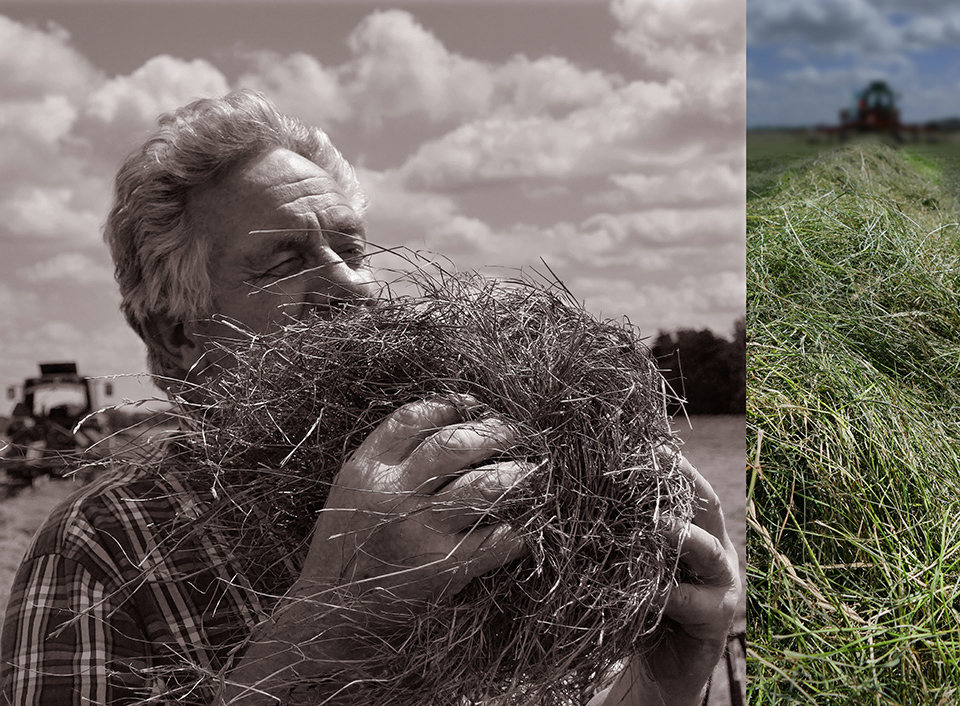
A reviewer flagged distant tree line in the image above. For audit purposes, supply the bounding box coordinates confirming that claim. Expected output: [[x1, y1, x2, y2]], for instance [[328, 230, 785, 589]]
[[651, 317, 746, 416]]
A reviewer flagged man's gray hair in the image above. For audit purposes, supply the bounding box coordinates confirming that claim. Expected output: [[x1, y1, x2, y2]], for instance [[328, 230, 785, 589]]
[[103, 89, 368, 381]]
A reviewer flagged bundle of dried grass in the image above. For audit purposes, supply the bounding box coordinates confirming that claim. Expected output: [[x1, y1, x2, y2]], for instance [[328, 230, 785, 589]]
[[168, 269, 693, 705]]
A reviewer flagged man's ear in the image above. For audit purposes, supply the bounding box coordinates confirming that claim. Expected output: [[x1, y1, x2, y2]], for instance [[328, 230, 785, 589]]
[[141, 314, 208, 380]]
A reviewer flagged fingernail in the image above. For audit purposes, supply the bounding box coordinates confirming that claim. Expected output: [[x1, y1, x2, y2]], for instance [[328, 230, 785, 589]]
[[444, 393, 483, 416]]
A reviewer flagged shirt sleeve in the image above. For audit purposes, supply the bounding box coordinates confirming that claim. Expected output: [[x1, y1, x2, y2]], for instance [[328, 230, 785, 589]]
[[0, 472, 264, 706], [0, 550, 159, 706]]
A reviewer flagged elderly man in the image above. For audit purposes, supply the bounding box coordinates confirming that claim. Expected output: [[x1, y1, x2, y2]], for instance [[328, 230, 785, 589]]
[[0, 90, 738, 705]]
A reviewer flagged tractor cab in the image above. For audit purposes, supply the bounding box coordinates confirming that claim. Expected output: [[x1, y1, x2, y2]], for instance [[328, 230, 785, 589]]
[[1, 363, 105, 491], [840, 80, 901, 135]]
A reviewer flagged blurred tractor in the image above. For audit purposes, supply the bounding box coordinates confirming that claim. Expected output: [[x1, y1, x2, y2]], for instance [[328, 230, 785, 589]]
[[1, 363, 109, 493], [840, 80, 901, 136]]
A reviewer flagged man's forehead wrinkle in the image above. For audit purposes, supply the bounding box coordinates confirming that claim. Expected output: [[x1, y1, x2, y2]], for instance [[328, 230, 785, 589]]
[[276, 194, 365, 238], [263, 174, 343, 207]]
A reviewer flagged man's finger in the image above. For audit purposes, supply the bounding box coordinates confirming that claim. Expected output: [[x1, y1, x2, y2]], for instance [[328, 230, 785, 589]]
[[402, 418, 517, 494], [427, 461, 532, 533], [347, 523, 527, 600], [663, 580, 737, 631], [351, 395, 479, 467], [454, 522, 528, 580], [665, 450, 726, 541], [669, 523, 737, 586]]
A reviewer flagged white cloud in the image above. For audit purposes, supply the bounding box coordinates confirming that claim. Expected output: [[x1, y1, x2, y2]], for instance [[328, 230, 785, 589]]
[[570, 267, 744, 334], [368, 196, 742, 283], [342, 10, 494, 127], [0, 187, 102, 243], [611, 163, 743, 207], [563, 275, 692, 333], [0, 281, 38, 330], [362, 168, 580, 269], [614, 0, 746, 90], [493, 55, 621, 117], [361, 156, 742, 323], [747, 0, 960, 55], [0, 25, 233, 252], [871, 0, 958, 9], [580, 206, 743, 253], [359, 168, 464, 246], [0, 95, 77, 145], [364, 169, 609, 272], [83, 55, 230, 142], [395, 79, 690, 190], [397, 115, 585, 188], [0, 18, 106, 204], [236, 51, 351, 125], [747, 0, 895, 54], [19, 253, 114, 286], [231, 10, 629, 136], [900, 11, 960, 49], [610, 0, 748, 135], [0, 15, 101, 100], [33, 320, 83, 343]]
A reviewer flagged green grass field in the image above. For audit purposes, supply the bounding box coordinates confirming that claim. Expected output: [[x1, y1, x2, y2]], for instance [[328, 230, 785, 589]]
[[747, 132, 960, 704], [747, 130, 960, 203]]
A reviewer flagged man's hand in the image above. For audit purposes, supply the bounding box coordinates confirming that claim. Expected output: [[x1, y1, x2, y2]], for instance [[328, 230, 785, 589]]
[[224, 395, 528, 703], [596, 452, 740, 706], [296, 394, 528, 605]]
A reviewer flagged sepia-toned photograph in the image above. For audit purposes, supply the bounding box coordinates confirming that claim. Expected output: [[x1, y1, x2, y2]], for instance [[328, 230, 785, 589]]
[[0, 1, 745, 704]]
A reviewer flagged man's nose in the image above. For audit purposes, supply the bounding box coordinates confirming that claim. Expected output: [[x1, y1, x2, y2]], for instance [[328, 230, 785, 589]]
[[303, 260, 379, 308]]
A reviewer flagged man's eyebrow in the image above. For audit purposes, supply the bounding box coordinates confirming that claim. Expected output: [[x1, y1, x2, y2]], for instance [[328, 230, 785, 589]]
[[321, 217, 367, 240], [246, 230, 312, 257], [250, 222, 366, 240]]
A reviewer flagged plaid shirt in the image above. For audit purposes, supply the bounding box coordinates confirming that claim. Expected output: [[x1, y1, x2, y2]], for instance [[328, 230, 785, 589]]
[[0, 464, 265, 705], [0, 456, 630, 706]]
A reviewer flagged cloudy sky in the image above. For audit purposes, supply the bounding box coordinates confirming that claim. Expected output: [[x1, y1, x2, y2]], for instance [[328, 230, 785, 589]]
[[0, 0, 745, 410], [748, 0, 960, 127]]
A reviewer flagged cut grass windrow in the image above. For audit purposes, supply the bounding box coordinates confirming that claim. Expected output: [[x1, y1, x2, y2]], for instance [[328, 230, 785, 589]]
[[748, 141, 960, 704]]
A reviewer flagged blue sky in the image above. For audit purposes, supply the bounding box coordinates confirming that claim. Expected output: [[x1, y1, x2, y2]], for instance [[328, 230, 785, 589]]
[[748, 0, 960, 127], [0, 0, 745, 410]]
